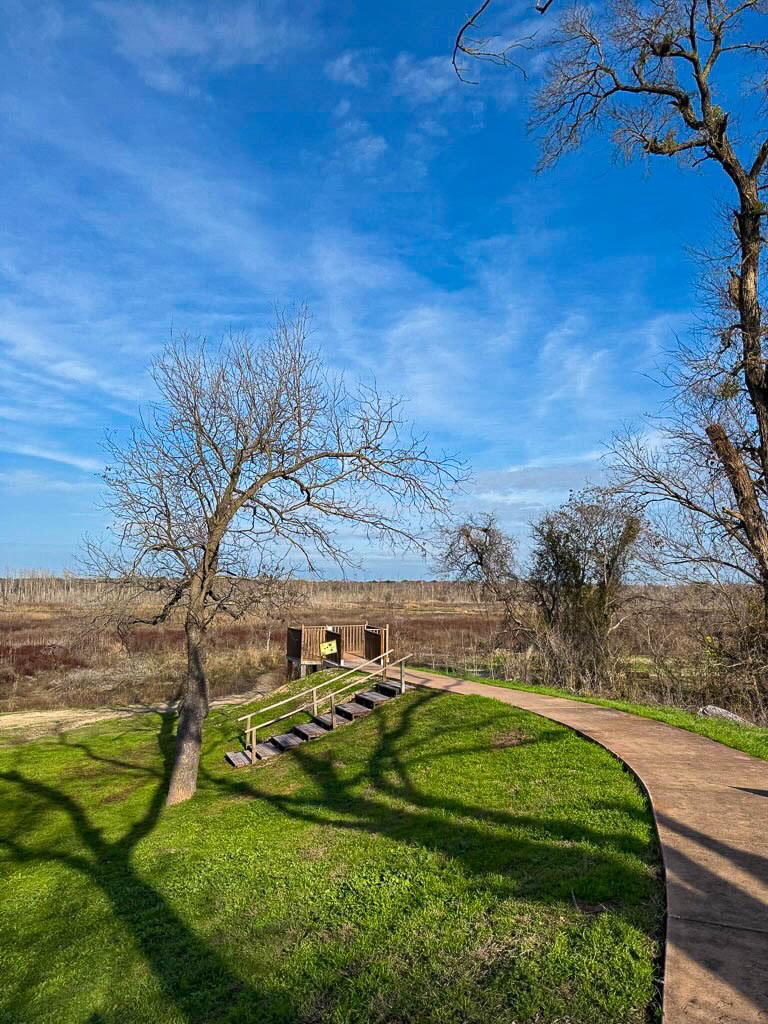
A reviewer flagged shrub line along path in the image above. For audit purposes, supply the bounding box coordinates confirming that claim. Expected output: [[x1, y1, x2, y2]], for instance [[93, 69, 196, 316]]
[[392, 666, 768, 1024]]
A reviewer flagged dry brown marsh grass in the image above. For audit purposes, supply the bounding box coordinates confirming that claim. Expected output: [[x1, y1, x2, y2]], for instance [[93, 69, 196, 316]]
[[3, 576, 768, 721]]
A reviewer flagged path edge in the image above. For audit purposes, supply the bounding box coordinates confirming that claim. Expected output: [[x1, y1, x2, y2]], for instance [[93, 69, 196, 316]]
[[406, 672, 670, 1023]]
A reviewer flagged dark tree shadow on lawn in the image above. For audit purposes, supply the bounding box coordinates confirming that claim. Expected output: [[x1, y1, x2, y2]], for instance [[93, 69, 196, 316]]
[[0, 691, 663, 1023], [0, 714, 272, 1024], [211, 691, 660, 909]]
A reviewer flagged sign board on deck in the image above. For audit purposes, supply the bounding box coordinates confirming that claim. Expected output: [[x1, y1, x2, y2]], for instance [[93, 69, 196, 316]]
[[320, 640, 338, 656]]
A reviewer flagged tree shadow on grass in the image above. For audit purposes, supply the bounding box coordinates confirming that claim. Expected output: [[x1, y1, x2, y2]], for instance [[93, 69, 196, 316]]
[[1, 691, 662, 1024], [0, 714, 272, 1024], [211, 691, 660, 910]]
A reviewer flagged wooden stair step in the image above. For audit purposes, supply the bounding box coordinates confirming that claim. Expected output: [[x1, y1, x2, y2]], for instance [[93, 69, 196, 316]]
[[228, 671, 414, 766], [336, 700, 371, 720], [312, 712, 348, 730], [225, 750, 251, 768], [356, 690, 391, 709], [252, 740, 282, 760], [376, 681, 410, 697], [293, 722, 327, 741], [272, 732, 305, 751]]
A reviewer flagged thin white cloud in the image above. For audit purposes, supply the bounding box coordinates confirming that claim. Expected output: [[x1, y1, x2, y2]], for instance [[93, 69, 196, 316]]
[[534, 315, 609, 416], [0, 469, 100, 493], [0, 90, 681, 468], [94, 1, 313, 93], [0, 6, 688, 572], [335, 118, 388, 170], [391, 53, 463, 106], [0, 318, 147, 405], [471, 454, 605, 507], [0, 443, 103, 473], [503, 450, 605, 473], [324, 49, 371, 88], [333, 97, 352, 119]]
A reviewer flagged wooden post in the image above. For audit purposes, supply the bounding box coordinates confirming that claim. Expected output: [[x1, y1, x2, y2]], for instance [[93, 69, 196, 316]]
[[331, 694, 337, 729], [249, 724, 256, 764], [400, 661, 405, 694], [312, 687, 318, 716]]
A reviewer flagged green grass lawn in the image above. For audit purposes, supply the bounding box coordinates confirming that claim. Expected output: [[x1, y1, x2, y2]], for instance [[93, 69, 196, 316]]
[[471, 675, 768, 761], [412, 666, 768, 761], [0, 687, 663, 1024]]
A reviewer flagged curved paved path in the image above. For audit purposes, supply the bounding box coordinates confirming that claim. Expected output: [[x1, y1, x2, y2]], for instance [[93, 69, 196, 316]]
[[396, 667, 768, 1023]]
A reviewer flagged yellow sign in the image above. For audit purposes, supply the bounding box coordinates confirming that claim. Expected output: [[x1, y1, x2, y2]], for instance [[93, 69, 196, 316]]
[[320, 640, 337, 656]]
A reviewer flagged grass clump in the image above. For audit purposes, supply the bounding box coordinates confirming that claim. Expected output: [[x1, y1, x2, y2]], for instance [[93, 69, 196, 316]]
[[0, 687, 662, 1023]]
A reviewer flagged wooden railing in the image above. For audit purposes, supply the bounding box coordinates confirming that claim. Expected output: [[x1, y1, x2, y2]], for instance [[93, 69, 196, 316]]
[[329, 623, 366, 657], [299, 625, 328, 661], [286, 623, 380, 663], [319, 655, 410, 731], [238, 651, 411, 764]]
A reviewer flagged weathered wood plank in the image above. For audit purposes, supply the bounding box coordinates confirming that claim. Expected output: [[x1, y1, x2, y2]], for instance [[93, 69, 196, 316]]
[[356, 690, 391, 709], [336, 700, 371, 720], [252, 741, 282, 760], [376, 681, 411, 698], [225, 750, 251, 768], [312, 712, 347, 730], [272, 733, 305, 751], [293, 722, 327, 741]]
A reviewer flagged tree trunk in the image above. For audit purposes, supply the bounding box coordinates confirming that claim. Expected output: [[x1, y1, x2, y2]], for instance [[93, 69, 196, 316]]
[[706, 423, 768, 578], [165, 620, 210, 807]]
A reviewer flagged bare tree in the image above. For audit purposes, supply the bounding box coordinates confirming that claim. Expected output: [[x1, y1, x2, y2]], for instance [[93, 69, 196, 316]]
[[87, 307, 464, 806], [455, 0, 768, 621], [434, 514, 528, 646]]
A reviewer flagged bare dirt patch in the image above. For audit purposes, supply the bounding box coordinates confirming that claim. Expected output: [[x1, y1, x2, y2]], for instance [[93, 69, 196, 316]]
[[491, 728, 528, 748], [0, 687, 267, 745]]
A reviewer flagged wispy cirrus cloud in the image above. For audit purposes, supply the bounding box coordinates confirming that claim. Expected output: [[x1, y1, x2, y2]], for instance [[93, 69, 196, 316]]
[[94, 0, 316, 93], [0, 75, 678, 480], [334, 118, 388, 170], [473, 453, 604, 502], [0, 0, 693, 573], [324, 48, 373, 88], [0, 442, 103, 473], [0, 468, 101, 494], [390, 53, 466, 107], [462, 453, 607, 538]]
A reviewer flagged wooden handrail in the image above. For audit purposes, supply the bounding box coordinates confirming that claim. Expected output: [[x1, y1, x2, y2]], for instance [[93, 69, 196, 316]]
[[240, 654, 411, 763], [238, 650, 394, 731], [311, 650, 397, 695], [320, 655, 410, 707]]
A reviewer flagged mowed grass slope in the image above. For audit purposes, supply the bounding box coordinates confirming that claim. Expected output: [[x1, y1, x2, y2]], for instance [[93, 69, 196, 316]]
[[413, 668, 768, 761], [485, 677, 768, 761], [0, 689, 663, 1024]]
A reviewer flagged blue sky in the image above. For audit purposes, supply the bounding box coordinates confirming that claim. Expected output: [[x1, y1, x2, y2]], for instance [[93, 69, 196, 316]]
[[0, 0, 727, 577]]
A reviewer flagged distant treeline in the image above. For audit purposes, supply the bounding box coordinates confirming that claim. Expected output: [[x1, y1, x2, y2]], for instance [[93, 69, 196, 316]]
[[0, 574, 480, 606]]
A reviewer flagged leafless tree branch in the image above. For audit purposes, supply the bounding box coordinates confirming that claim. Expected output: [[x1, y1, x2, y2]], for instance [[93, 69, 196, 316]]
[[85, 306, 466, 805]]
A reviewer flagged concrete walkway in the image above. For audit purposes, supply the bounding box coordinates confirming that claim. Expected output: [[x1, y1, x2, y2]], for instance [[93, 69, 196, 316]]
[[398, 667, 768, 1024]]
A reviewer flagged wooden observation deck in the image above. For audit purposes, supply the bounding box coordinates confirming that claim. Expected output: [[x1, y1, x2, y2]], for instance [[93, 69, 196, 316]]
[[285, 622, 390, 678]]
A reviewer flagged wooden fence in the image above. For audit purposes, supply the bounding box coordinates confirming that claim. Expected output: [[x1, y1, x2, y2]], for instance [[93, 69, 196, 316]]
[[285, 623, 389, 667], [331, 623, 366, 657]]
